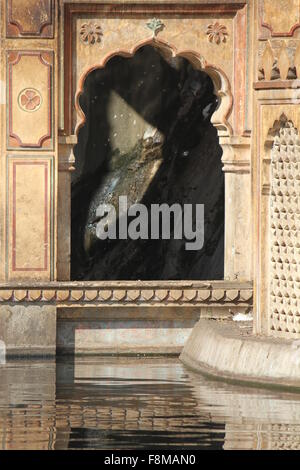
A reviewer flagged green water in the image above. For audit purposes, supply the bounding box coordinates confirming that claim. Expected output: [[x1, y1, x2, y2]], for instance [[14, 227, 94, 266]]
[[0, 357, 300, 450]]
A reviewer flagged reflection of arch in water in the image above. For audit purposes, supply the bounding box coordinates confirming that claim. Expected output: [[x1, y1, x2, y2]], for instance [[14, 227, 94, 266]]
[[74, 37, 233, 139]]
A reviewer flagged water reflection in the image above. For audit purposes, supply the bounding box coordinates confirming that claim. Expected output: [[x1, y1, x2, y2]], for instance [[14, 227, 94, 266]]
[[1, 357, 300, 449]]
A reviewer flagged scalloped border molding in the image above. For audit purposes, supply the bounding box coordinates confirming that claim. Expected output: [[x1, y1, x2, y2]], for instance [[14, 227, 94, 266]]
[[0, 281, 253, 307], [74, 37, 233, 140]]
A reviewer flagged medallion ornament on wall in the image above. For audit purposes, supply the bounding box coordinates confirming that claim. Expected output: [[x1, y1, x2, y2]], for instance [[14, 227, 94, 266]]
[[80, 22, 103, 45], [7, 50, 53, 149], [146, 18, 165, 38], [18, 88, 42, 112], [206, 22, 228, 44]]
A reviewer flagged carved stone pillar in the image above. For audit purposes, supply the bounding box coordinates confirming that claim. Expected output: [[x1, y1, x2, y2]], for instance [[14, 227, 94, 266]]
[[57, 135, 76, 281], [219, 135, 252, 281]]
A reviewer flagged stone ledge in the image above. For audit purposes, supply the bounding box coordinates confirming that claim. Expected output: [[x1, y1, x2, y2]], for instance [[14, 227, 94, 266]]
[[57, 346, 182, 356], [180, 319, 300, 390], [0, 281, 253, 308]]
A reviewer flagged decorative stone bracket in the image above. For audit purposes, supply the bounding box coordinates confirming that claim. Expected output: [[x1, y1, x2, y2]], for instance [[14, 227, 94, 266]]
[[219, 135, 251, 174], [58, 135, 77, 172]]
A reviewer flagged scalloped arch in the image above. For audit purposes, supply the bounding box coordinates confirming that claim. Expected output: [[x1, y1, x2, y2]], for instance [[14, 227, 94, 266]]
[[74, 37, 233, 139]]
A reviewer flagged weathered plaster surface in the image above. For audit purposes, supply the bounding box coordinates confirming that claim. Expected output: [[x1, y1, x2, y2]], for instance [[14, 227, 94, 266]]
[[0, 305, 56, 356]]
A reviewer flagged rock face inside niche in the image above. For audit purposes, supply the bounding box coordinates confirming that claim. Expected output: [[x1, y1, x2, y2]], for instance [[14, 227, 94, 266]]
[[71, 45, 224, 281], [270, 121, 300, 336]]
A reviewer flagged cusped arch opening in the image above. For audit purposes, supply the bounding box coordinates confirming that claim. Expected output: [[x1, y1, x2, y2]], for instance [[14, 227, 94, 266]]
[[71, 43, 226, 281], [75, 38, 233, 137]]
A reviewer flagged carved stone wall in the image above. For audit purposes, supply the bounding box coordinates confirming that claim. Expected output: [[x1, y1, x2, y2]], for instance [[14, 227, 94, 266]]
[[60, 1, 252, 283], [0, 0, 57, 282], [0, 1, 254, 337], [259, 0, 300, 37], [270, 121, 300, 336], [254, 0, 300, 338], [256, 0, 300, 85], [6, 0, 54, 38], [63, 3, 247, 136]]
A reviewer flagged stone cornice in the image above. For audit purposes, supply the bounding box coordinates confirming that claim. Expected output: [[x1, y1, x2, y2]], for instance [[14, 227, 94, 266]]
[[0, 281, 253, 307]]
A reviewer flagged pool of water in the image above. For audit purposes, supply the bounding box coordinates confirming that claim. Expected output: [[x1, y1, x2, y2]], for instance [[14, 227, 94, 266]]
[[1, 357, 300, 450]]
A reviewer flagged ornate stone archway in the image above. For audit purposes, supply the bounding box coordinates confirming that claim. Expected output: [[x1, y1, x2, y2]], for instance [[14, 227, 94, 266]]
[[58, 2, 252, 284], [73, 37, 234, 136], [0, 0, 254, 356]]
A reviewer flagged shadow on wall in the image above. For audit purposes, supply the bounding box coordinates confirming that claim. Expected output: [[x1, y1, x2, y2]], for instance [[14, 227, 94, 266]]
[[72, 45, 224, 281]]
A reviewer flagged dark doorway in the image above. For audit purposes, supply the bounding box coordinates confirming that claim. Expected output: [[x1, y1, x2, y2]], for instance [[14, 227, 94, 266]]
[[71, 45, 224, 280]]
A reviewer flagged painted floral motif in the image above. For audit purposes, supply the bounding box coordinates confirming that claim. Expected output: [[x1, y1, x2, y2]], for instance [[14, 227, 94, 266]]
[[18, 89, 41, 112], [80, 22, 103, 45], [146, 18, 164, 37], [206, 22, 228, 45]]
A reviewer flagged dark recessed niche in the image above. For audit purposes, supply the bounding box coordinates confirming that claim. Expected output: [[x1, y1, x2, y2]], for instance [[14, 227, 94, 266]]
[[71, 45, 224, 281]]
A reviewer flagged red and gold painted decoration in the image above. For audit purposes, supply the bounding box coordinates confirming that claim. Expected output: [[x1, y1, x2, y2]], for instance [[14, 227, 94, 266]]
[[260, 0, 300, 37], [6, 156, 54, 281], [7, 51, 53, 149], [18, 89, 42, 112], [6, 0, 54, 38]]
